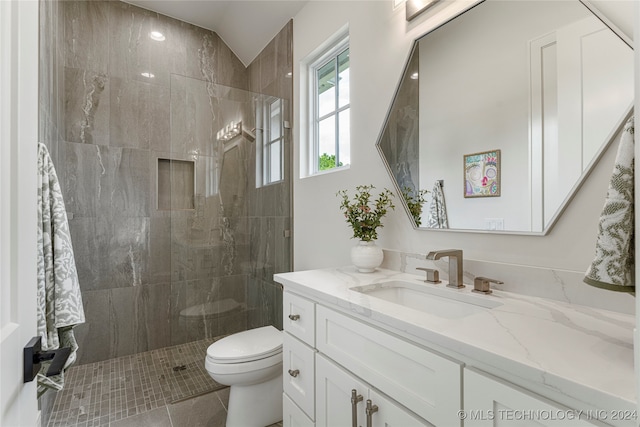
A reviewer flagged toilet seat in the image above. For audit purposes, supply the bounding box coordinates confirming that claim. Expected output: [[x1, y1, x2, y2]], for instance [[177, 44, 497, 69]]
[[206, 351, 282, 375], [206, 325, 282, 364], [204, 326, 284, 426]]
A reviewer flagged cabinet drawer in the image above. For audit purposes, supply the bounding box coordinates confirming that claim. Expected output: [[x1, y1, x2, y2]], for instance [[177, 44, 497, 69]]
[[283, 333, 316, 419], [284, 292, 315, 346], [283, 394, 315, 427], [316, 305, 462, 426]]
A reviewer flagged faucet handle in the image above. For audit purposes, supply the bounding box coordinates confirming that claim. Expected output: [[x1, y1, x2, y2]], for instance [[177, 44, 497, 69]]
[[416, 267, 441, 284], [472, 277, 504, 294]]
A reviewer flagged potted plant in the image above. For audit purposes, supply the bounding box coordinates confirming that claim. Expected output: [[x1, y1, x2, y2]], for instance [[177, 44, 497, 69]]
[[337, 185, 395, 272], [401, 187, 429, 227]]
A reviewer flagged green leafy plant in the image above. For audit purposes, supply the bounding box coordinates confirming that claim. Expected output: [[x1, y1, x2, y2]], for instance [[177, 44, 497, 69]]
[[337, 185, 395, 242], [319, 153, 343, 171], [401, 187, 429, 226]]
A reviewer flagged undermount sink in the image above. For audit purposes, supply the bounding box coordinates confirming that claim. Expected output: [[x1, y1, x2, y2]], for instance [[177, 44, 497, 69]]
[[350, 280, 502, 319]]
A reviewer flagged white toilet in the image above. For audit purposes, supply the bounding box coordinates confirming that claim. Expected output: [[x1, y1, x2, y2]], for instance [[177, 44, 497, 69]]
[[205, 325, 283, 427]]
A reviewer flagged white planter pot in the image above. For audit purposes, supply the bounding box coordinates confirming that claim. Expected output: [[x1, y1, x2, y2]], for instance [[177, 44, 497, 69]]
[[350, 240, 384, 273]]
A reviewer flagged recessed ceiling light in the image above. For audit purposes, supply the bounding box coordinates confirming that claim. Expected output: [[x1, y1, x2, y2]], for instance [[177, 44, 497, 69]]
[[141, 72, 155, 78], [410, 72, 419, 80], [285, 71, 292, 78], [149, 31, 165, 41]]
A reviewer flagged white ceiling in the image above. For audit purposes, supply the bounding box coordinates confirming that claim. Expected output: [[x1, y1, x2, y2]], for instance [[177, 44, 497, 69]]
[[125, 0, 308, 66]]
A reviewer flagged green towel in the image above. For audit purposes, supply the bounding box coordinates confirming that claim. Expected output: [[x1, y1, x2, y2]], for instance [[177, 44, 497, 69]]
[[584, 117, 634, 293]]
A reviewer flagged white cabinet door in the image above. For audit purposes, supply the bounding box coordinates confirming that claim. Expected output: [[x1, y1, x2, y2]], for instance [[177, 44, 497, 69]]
[[316, 354, 368, 427], [284, 394, 315, 427], [316, 305, 461, 426], [368, 389, 433, 427], [317, 354, 430, 427], [465, 368, 602, 427]]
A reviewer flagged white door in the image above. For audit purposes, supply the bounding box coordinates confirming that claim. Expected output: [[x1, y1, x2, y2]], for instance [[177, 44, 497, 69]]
[[0, 0, 40, 426]]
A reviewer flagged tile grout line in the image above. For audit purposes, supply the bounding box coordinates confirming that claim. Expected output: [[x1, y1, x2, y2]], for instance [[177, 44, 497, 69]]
[[47, 337, 227, 427]]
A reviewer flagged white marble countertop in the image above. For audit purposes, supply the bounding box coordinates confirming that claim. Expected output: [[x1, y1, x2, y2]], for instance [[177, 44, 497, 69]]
[[274, 267, 637, 418]]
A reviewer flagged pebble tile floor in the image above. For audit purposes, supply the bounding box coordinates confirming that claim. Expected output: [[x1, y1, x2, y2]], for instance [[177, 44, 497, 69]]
[[45, 338, 285, 427]]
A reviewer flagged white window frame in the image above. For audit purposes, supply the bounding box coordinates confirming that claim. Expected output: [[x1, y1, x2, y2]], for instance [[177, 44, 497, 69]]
[[308, 35, 350, 175]]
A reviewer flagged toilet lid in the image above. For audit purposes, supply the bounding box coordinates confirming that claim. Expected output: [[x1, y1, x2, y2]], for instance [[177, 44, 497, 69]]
[[206, 326, 282, 363]]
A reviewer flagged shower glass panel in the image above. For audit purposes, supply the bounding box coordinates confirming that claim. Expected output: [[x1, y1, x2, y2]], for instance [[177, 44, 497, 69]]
[[167, 76, 289, 401]]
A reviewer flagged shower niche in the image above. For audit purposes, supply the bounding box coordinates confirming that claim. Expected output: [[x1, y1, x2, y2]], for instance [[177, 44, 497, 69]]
[[157, 158, 195, 211]]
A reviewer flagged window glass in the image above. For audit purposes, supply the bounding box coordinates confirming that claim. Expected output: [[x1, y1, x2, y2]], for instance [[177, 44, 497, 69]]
[[318, 115, 336, 171], [338, 50, 350, 109], [317, 61, 336, 118], [310, 39, 350, 175], [338, 109, 350, 167]]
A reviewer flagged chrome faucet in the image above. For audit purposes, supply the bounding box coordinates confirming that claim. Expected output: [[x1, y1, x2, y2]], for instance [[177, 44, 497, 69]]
[[426, 249, 464, 288]]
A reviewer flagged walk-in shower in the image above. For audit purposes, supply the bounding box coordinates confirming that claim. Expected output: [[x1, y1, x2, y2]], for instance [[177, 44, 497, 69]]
[[39, 1, 292, 425]]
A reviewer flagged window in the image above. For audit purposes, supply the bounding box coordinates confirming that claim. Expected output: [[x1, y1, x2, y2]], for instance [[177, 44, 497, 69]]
[[311, 37, 350, 174], [257, 97, 284, 186]]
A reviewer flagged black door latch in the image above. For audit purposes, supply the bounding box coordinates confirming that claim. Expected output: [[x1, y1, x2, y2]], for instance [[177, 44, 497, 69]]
[[23, 336, 71, 383]]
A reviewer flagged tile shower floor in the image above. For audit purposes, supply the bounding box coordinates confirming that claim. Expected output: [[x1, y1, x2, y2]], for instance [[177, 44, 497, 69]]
[[47, 338, 226, 426]]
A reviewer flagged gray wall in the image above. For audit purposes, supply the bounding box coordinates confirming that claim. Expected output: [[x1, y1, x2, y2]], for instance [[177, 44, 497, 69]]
[[39, 0, 292, 367]]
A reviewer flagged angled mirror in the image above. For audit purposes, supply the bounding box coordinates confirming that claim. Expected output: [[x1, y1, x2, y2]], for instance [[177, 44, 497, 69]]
[[377, 0, 634, 234]]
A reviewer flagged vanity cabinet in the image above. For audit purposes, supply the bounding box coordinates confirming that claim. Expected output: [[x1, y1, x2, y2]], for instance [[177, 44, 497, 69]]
[[464, 368, 605, 427], [277, 269, 635, 427], [282, 291, 462, 427]]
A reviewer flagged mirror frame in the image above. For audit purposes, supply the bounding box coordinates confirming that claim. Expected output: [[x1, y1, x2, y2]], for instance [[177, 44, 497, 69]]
[[376, 0, 634, 235]]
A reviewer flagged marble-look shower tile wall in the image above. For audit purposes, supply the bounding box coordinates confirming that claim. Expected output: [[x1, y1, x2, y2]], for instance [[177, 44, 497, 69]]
[[377, 49, 420, 194], [246, 21, 293, 330], [39, 0, 65, 167], [57, 0, 252, 364]]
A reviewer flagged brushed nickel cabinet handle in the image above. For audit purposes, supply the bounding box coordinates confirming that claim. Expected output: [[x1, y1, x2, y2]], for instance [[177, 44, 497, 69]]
[[288, 369, 300, 377], [351, 389, 363, 427], [366, 399, 379, 427], [288, 314, 300, 321]]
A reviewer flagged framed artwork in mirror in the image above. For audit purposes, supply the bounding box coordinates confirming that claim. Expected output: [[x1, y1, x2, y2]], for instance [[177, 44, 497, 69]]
[[464, 149, 500, 198]]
